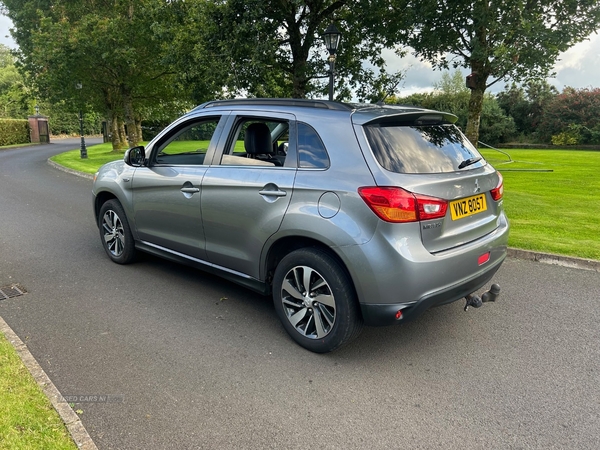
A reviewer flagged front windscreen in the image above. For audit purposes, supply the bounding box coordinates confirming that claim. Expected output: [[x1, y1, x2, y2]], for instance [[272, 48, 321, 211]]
[[363, 123, 485, 174]]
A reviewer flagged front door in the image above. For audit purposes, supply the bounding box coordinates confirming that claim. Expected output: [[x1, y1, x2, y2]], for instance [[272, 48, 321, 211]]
[[131, 116, 225, 260]]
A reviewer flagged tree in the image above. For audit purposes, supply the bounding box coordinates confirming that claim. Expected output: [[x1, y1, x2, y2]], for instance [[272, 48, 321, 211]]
[[2, 0, 189, 150], [389, 0, 600, 145], [433, 70, 468, 96], [394, 70, 515, 144], [497, 80, 557, 138], [0, 43, 33, 118], [154, 0, 405, 102]]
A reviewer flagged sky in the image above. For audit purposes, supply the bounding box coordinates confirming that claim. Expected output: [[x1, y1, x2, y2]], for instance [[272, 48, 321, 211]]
[[388, 32, 600, 96], [2, 13, 599, 96]]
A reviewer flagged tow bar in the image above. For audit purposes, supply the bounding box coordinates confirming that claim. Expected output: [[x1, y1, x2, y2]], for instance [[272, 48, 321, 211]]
[[464, 284, 500, 311]]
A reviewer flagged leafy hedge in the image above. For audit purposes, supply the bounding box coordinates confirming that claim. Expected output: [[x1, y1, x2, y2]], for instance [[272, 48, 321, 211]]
[[536, 87, 600, 145], [0, 119, 30, 146]]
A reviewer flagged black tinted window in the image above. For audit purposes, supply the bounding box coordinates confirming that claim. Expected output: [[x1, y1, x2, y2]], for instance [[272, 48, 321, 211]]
[[364, 124, 485, 174], [298, 123, 329, 169]]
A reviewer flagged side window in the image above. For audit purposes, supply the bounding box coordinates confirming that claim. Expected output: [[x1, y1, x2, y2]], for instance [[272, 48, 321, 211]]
[[154, 118, 220, 165], [220, 119, 289, 167], [298, 123, 329, 169]]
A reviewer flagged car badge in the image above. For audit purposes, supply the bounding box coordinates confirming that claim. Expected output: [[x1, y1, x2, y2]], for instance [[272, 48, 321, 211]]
[[474, 179, 481, 193]]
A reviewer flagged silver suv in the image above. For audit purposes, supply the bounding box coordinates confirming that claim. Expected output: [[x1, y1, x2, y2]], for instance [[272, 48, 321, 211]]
[[93, 99, 509, 352]]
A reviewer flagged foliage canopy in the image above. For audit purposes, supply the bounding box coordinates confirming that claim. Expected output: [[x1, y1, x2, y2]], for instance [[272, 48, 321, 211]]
[[388, 0, 600, 144]]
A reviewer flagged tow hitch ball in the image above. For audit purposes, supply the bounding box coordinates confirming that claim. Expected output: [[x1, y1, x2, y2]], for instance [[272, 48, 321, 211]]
[[464, 284, 500, 311]]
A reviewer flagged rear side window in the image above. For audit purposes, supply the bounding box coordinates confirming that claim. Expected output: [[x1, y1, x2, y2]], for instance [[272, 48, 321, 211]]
[[363, 124, 485, 174], [298, 123, 329, 169]]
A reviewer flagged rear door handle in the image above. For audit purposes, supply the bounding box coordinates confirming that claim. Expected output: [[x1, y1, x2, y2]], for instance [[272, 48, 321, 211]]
[[258, 189, 286, 197], [180, 187, 200, 194]]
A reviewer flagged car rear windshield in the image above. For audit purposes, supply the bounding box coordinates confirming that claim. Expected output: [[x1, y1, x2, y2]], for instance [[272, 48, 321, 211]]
[[363, 123, 485, 174]]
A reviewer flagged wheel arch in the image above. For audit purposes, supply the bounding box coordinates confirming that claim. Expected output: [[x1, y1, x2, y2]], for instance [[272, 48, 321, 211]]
[[94, 190, 137, 237], [94, 190, 118, 225], [263, 236, 358, 307]]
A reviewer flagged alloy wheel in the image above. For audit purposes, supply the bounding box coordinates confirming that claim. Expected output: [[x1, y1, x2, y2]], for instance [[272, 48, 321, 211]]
[[280, 265, 336, 339], [102, 209, 125, 257]]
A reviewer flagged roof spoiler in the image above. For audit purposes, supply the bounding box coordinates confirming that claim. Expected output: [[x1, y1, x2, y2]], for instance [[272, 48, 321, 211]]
[[362, 111, 458, 126]]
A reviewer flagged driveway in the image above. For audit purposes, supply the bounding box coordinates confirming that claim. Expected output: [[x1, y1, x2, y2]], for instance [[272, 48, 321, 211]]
[[1, 142, 599, 449]]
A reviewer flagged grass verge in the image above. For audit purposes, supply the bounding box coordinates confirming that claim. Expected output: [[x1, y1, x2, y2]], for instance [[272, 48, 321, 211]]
[[480, 148, 600, 261], [52, 144, 600, 261], [0, 331, 77, 449], [49, 142, 137, 174]]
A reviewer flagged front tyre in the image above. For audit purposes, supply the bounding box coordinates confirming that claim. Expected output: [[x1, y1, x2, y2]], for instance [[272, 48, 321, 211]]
[[273, 248, 363, 353], [98, 199, 136, 264]]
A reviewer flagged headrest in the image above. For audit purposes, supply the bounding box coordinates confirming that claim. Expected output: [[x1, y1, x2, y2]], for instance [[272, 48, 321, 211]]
[[244, 123, 272, 155]]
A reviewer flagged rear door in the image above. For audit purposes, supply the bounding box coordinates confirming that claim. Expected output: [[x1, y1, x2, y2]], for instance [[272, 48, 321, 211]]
[[201, 111, 297, 279], [356, 119, 503, 253]]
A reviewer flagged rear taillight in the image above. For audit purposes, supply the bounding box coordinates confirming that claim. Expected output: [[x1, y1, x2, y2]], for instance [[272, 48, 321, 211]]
[[358, 187, 448, 223], [490, 172, 504, 201]]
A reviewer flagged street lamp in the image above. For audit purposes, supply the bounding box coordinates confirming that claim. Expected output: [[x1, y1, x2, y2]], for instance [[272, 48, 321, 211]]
[[322, 23, 342, 101], [75, 82, 88, 159]]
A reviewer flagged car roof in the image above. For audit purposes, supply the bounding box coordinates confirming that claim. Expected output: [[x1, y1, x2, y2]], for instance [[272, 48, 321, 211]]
[[191, 98, 457, 125]]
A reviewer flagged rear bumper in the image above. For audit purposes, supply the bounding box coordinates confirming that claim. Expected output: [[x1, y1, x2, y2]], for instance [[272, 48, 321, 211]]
[[359, 254, 504, 326]]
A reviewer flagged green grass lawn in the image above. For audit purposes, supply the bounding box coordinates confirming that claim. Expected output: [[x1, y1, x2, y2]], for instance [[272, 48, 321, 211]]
[[50, 142, 142, 174], [480, 148, 600, 261], [49, 141, 247, 174], [0, 332, 77, 449], [52, 144, 600, 260]]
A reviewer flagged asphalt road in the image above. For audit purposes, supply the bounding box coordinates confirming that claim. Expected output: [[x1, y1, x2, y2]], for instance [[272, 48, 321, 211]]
[[1, 141, 599, 449]]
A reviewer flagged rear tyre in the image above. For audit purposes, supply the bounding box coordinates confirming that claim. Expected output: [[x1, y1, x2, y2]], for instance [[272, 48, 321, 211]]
[[98, 199, 136, 264], [273, 248, 363, 353]]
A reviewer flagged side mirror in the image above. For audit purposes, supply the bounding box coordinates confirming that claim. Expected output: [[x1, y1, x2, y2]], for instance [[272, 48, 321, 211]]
[[124, 146, 146, 167]]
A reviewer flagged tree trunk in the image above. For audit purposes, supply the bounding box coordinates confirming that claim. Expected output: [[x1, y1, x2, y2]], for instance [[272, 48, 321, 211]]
[[110, 115, 128, 152], [117, 119, 128, 150], [102, 87, 128, 152], [290, 57, 308, 98], [135, 117, 143, 143], [110, 112, 121, 151], [121, 85, 139, 147], [465, 86, 485, 146], [286, 7, 309, 99]]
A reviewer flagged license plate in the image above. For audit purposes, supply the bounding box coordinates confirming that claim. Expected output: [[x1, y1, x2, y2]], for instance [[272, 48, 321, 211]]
[[450, 194, 487, 220]]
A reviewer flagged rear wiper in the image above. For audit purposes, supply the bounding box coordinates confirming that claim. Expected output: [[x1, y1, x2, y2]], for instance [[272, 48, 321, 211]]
[[458, 157, 482, 169]]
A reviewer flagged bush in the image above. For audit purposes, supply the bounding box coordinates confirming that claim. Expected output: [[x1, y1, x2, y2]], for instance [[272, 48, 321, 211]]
[[537, 87, 600, 144], [0, 119, 30, 146], [479, 98, 517, 146], [393, 90, 515, 145]]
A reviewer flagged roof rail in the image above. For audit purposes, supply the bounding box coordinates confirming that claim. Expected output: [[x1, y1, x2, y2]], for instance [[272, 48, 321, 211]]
[[194, 98, 354, 111]]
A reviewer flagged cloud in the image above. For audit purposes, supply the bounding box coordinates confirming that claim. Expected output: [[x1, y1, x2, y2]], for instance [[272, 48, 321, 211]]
[[380, 49, 441, 96], [549, 33, 600, 90], [382, 32, 600, 95]]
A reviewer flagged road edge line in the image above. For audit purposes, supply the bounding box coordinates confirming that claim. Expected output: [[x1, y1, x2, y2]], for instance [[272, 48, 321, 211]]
[[507, 248, 600, 272], [47, 158, 94, 180], [0, 315, 98, 450]]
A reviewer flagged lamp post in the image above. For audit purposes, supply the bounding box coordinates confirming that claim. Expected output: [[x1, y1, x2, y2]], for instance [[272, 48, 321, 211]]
[[322, 23, 342, 101], [75, 82, 88, 159]]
